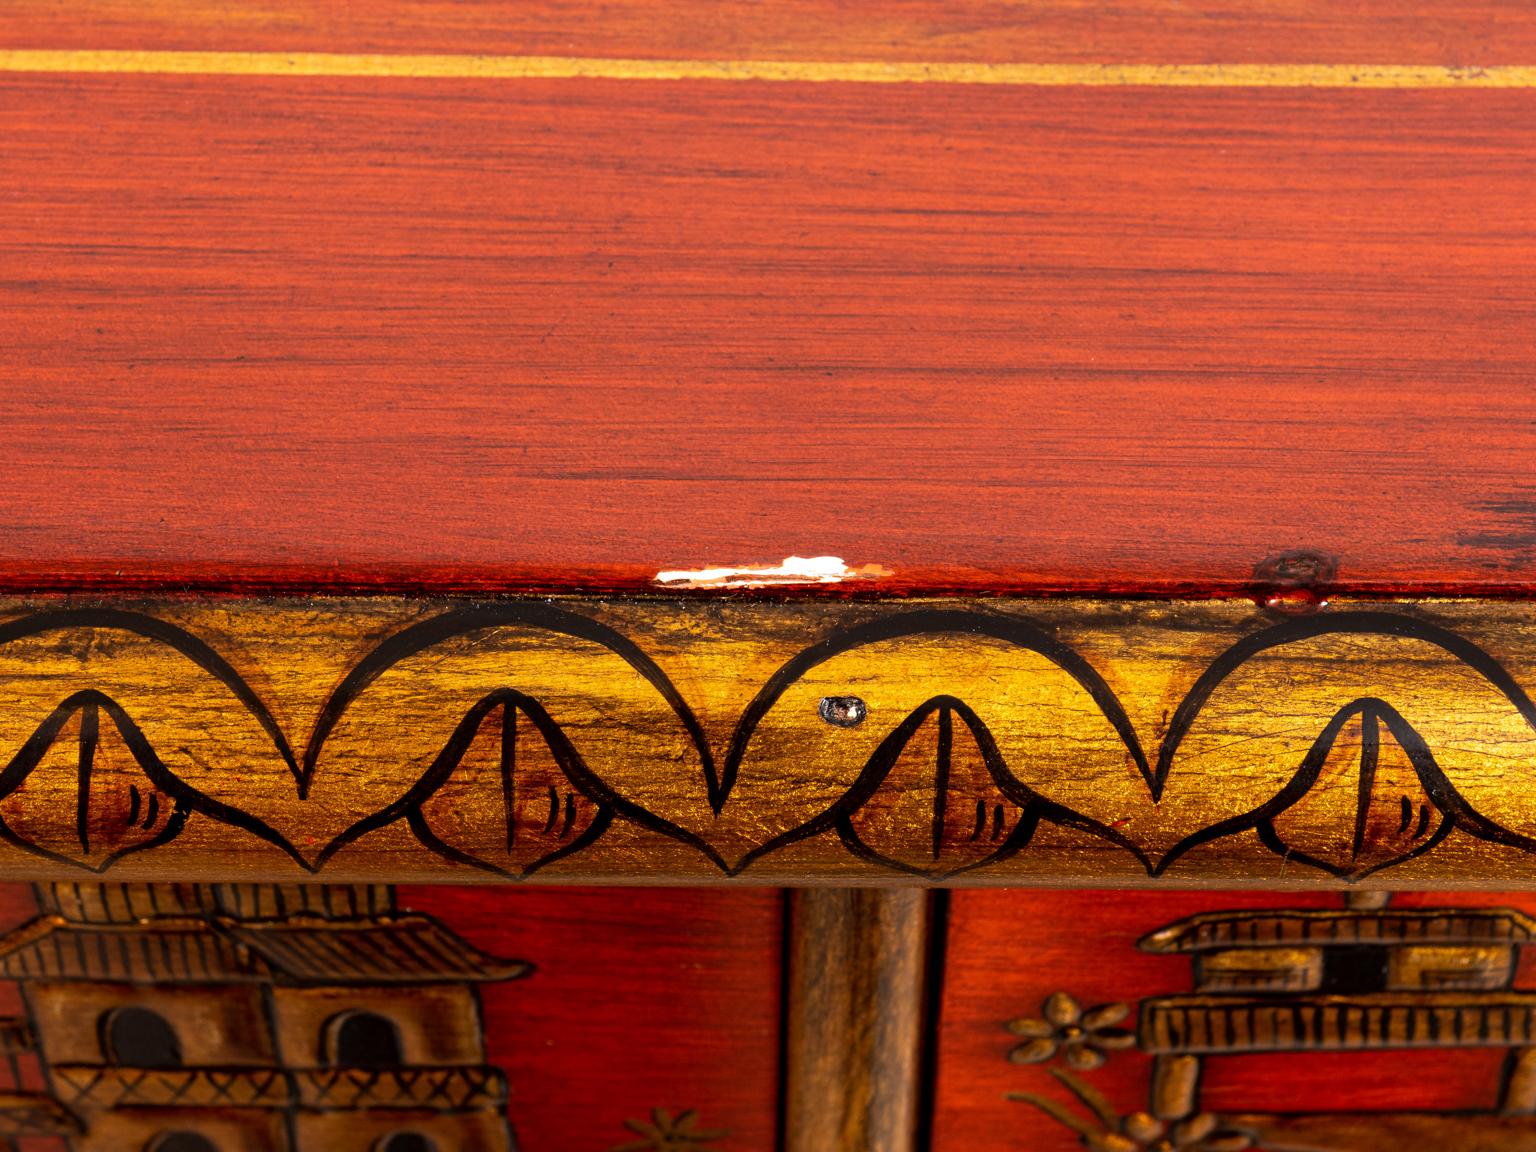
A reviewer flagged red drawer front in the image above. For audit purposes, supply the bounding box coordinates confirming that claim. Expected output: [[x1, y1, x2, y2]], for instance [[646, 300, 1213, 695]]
[[935, 889, 1536, 1152]]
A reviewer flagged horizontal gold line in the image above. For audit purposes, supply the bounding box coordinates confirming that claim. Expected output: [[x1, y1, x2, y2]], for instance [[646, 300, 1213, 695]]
[[1, 50, 1535, 87]]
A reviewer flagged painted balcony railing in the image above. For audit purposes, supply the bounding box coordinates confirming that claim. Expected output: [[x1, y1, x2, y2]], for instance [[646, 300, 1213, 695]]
[[1140, 993, 1536, 1054], [50, 1063, 507, 1111], [294, 1064, 508, 1110], [51, 1065, 292, 1109]]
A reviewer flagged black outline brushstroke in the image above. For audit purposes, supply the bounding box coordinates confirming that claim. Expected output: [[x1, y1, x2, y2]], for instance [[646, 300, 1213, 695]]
[[5, 602, 1536, 883], [724, 610, 1151, 804], [0, 607, 310, 869], [0, 608, 306, 868], [1351, 706, 1381, 862], [322, 689, 617, 876], [1153, 610, 1536, 800], [1160, 698, 1468, 880], [724, 611, 1152, 876], [318, 686, 724, 875], [1149, 610, 1536, 879], [825, 696, 1046, 879], [541, 784, 559, 838], [0, 691, 201, 872], [76, 696, 98, 854], [0, 609, 300, 786], [301, 601, 716, 807], [931, 702, 954, 862]]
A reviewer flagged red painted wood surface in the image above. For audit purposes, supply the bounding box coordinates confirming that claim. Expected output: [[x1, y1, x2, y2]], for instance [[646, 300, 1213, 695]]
[[2, 10, 1536, 595], [6, 1, 1536, 65], [934, 889, 1536, 1151], [407, 886, 781, 1151]]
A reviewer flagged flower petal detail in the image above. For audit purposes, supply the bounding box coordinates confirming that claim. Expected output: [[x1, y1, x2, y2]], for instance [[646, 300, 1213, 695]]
[[1081, 1002, 1131, 1029], [1095, 1028, 1138, 1050], [1005, 1016, 1056, 1038], [1087, 1136, 1140, 1152], [1008, 1036, 1060, 1064], [1043, 990, 1083, 1026], [1065, 1043, 1107, 1070], [1123, 1112, 1164, 1142], [1174, 1113, 1218, 1143]]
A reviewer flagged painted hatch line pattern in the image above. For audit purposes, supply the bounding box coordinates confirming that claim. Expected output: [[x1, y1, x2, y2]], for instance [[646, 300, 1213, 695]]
[[0, 600, 1534, 882]]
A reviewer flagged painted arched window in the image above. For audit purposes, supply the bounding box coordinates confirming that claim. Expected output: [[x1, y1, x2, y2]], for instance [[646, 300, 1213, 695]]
[[327, 1010, 405, 1068], [103, 1006, 183, 1069], [147, 1131, 219, 1152], [377, 1133, 438, 1152]]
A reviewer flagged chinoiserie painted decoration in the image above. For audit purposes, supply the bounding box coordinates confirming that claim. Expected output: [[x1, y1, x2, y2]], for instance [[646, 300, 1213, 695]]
[[0, 597, 1535, 884], [1009, 892, 1536, 1151], [0, 882, 527, 1151]]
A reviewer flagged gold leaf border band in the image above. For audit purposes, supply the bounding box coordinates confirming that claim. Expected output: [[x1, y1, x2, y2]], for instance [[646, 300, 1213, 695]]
[[1, 51, 1535, 88], [0, 595, 1529, 886]]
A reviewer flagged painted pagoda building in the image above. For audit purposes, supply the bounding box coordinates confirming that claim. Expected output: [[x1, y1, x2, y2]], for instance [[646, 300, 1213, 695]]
[[1138, 893, 1536, 1150], [0, 883, 527, 1152]]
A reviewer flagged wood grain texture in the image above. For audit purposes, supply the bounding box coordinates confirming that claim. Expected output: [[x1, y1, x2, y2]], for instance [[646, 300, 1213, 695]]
[[1, 594, 1536, 885], [2, 63, 1536, 594], [784, 889, 929, 1152], [6, 1, 1536, 65], [407, 885, 781, 1152]]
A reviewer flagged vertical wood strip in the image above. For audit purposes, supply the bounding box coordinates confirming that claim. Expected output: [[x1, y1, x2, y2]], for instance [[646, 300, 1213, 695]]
[[784, 888, 931, 1152], [1502, 1047, 1536, 1114], [1151, 1053, 1203, 1119]]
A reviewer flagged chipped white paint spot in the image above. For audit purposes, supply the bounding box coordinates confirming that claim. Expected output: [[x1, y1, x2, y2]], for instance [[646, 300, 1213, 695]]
[[654, 555, 892, 590]]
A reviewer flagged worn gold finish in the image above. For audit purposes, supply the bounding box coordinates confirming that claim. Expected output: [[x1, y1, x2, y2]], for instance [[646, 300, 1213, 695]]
[[0, 596, 1535, 883]]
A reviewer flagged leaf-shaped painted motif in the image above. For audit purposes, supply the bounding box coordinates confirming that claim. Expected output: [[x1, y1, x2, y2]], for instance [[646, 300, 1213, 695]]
[[838, 697, 1033, 877], [0, 611, 306, 870], [408, 691, 610, 877], [1261, 700, 1450, 880], [1152, 612, 1536, 875], [1160, 697, 1474, 882], [0, 691, 188, 871], [311, 604, 722, 873], [725, 611, 1152, 876]]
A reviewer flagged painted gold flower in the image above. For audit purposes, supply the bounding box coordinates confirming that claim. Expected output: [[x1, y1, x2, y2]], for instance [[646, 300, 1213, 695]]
[[1090, 1111, 1254, 1152], [1006, 991, 1135, 1070], [612, 1108, 729, 1151], [1012, 1070, 1253, 1152]]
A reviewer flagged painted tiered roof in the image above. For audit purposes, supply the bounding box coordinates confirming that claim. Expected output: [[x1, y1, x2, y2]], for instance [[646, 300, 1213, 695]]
[[1139, 908, 1536, 953], [36, 882, 395, 924], [223, 916, 531, 983], [0, 883, 528, 984]]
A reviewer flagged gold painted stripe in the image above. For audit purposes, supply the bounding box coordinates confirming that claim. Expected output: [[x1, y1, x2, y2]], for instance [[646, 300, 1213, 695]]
[[0, 50, 1535, 88]]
